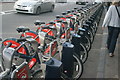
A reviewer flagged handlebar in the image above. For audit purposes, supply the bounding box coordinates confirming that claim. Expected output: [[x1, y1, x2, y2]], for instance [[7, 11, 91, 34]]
[[46, 35, 56, 41], [17, 38, 27, 42], [17, 36, 32, 42], [42, 26, 55, 29], [66, 16, 72, 18], [4, 40, 31, 60], [14, 52, 32, 60], [48, 21, 55, 25], [6, 42, 12, 48], [34, 21, 45, 26]]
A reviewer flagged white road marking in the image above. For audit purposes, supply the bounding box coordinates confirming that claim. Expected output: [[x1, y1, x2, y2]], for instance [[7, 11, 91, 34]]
[[1, 12, 5, 14], [0, 10, 16, 15]]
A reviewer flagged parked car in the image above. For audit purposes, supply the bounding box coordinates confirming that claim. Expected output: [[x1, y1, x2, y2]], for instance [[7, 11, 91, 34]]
[[14, 0, 55, 15]]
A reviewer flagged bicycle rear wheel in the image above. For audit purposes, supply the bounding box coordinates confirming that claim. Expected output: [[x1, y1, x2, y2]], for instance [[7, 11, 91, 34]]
[[79, 42, 88, 63], [32, 69, 44, 79], [87, 29, 94, 43], [81, 35, 92, 52], [72, 53, 83, 79], [61, 53, 84, 79]]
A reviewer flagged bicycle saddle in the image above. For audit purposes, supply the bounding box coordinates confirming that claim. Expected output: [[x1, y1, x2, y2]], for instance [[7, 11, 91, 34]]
[[67, 10, 71, 13], [74, 7, 78, 10], [73, 13, 77, 15], [16, 26, 30, 33], [48, 21, 55, 25], [34, 20, 45, 25], [71, 9, 75, 12], [62, 12, 67, 15], [76, 14, 79, 16], [56, 15, 61, 18], [62, 21, 68, 24], [66, 16, 72, 18], [77, 9, 80, 12], [42, 25, 55, 29], [57, 20, 63, 23], [42, 25, 50, 29]]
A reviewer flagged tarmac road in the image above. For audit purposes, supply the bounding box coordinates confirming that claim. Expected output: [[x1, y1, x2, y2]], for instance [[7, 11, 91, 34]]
[[1, 2, 83, 39]]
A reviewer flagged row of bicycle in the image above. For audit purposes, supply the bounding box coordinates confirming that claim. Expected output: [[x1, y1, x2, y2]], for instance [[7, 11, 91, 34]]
[[0, 3, 104, 79]]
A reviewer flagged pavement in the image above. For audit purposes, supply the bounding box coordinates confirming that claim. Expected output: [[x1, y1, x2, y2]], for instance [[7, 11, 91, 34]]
[[0, 2, 14, 12], [0, 2, 120, 79], [81, 7, 120, 79]]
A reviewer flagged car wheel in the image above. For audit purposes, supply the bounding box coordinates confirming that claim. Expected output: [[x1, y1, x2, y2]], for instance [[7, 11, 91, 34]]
[[50, 6, 54, 12], [36, 7, 41, 15]]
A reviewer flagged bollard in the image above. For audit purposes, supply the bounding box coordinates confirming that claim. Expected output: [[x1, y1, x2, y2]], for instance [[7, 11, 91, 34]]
[[61, 42, 74, 78], [45, 58, 62, 79]]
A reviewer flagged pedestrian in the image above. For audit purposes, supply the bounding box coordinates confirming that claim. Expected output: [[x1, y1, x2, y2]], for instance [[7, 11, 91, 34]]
[[103, 2, 110, 12], [102, 1, 120, 57]]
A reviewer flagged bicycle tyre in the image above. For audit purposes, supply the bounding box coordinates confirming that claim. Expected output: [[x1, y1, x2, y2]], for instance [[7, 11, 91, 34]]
[[84, 35, 92, 52], [93, 21, 98, 33], [32, 69, 43, 79], [72, 53, 83, 79], [87, 29, 94, 43], [79, 42, 88, 63], [90, 26, 96, 36]]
